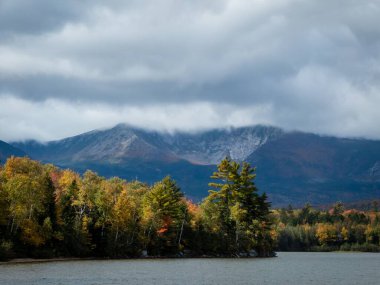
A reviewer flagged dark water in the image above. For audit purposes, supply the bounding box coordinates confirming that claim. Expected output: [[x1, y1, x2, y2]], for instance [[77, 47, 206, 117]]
[[1, 252, 379, 285]]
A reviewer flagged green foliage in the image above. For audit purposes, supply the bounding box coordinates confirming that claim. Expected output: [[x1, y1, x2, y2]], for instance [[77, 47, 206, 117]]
[[0, 240, 14, 260], [0, 171, 9, 230], [5, 156, 378, 258], [274, 203, 380, 252], [0, 157, 275, 258], [2, 157, 56, 250], [142, 176, 187, 255], [204, 158, 274, 256]]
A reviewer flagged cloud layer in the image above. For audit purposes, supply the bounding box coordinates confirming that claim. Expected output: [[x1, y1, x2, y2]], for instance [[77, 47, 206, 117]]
[[0, 0, 379, 141]]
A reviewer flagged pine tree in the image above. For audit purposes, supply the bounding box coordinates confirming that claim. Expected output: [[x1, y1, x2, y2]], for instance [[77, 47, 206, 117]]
[[142, 176, 186, 255], [206, 158, 274, 256]]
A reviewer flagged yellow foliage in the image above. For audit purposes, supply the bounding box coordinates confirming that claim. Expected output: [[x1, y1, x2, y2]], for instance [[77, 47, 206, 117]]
[[20, 219, 45, 247], [316, 223, 338, 245], [341, 227, 349, 241], [58, 169, 80, 192]]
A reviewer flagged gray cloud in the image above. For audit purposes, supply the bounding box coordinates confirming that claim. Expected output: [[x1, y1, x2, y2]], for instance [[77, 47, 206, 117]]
[[0, 0, 379, 141], [0, 95, 273, 141], [0, 0, 89, 37]]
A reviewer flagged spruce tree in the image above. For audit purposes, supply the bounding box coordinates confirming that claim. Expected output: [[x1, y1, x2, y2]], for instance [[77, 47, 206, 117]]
[[206, 157, 273, 256], [142, 176, 186, 255]]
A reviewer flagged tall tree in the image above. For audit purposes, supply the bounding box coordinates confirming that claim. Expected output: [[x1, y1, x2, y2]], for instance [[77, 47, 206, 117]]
[[141, 176, 186, 255], [205, 158, 274, 256], [2, 157, 54, 248]]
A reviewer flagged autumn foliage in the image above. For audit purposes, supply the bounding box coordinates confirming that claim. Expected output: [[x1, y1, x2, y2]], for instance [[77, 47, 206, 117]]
[[274, 203, 380, 252], [0, 156, 274, 259], [2, 156, 377, 260]]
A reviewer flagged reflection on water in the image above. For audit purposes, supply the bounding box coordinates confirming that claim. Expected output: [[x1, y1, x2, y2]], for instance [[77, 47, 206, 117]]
[[0, 252, 379, 285]]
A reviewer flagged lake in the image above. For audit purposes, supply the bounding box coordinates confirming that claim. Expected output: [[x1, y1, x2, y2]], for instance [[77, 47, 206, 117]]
[[0, 252, 379, 285]]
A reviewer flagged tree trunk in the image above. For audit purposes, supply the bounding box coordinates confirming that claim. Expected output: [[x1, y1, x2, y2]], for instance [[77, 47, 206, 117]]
[[10, 217, 15, 234], [115, 226, 119, 243], [29, 204, 33, 219], [178, 218, 185, 246]]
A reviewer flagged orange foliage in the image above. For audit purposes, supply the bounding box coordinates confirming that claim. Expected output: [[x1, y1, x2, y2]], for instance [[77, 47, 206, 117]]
[[186, 200, 199, 216], [157, 227, 168, 234], [157, 218, 172, 236]]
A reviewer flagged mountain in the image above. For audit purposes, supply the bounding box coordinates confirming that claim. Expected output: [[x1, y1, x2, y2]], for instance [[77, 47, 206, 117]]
[[249, 132, 380, 206], [158, 125, 283, 165], [13, 124, 282, 165], [10, 124, 380, 206], [14, 125, 178, 164], [0, 140, 26, 164]]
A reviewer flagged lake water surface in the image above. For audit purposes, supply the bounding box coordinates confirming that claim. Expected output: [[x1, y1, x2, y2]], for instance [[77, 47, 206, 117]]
[[1, 252, 379, 285]]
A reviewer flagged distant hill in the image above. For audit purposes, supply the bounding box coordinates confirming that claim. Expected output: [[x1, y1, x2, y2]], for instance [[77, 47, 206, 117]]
[[11, 124, 380, 206], [0, 140, 26, 164], [249, 132, 380, 206]]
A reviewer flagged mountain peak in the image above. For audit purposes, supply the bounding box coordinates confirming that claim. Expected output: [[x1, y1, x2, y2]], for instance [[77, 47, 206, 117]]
[[8, 124, 380, 206]]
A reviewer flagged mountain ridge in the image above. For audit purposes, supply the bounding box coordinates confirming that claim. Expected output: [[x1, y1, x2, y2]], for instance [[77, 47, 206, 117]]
[[0, 140, 26, 164], [12, 124, 284, 165], [7, 124, 380, 206]]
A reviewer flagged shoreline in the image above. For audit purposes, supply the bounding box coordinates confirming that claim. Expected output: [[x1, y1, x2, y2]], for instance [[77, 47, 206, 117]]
[[0, 257, 92, 265], [0, 255, 273, 265], [2, 251, 379, 265]]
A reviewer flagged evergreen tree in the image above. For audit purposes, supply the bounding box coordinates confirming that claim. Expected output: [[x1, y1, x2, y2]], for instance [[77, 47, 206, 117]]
[[206, 158, 274, 256], [142, 176, 186, 255]]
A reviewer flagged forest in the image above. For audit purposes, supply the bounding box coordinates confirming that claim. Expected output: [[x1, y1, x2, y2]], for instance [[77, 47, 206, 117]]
[[0, 156, 274, 260], [0, 157, 379, 261], [274, 202, 380, 252]]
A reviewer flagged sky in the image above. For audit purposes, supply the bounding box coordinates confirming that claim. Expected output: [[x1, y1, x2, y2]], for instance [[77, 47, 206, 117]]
[[0, 0, 380, 142]]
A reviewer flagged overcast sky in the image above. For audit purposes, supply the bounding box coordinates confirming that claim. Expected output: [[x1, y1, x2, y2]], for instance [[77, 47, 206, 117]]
[[1, 0, 379, 141]]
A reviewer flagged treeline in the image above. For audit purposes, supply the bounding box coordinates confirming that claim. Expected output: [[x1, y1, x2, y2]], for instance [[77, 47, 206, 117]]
[[0, 157, 274, 260], [2, 156, 378, 260], [274, 202, 380, 252]]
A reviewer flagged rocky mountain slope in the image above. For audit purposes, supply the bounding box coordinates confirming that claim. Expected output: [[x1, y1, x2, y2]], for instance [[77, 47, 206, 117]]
[[12, 124, 283, 165], [9, 124, 380, 206]]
